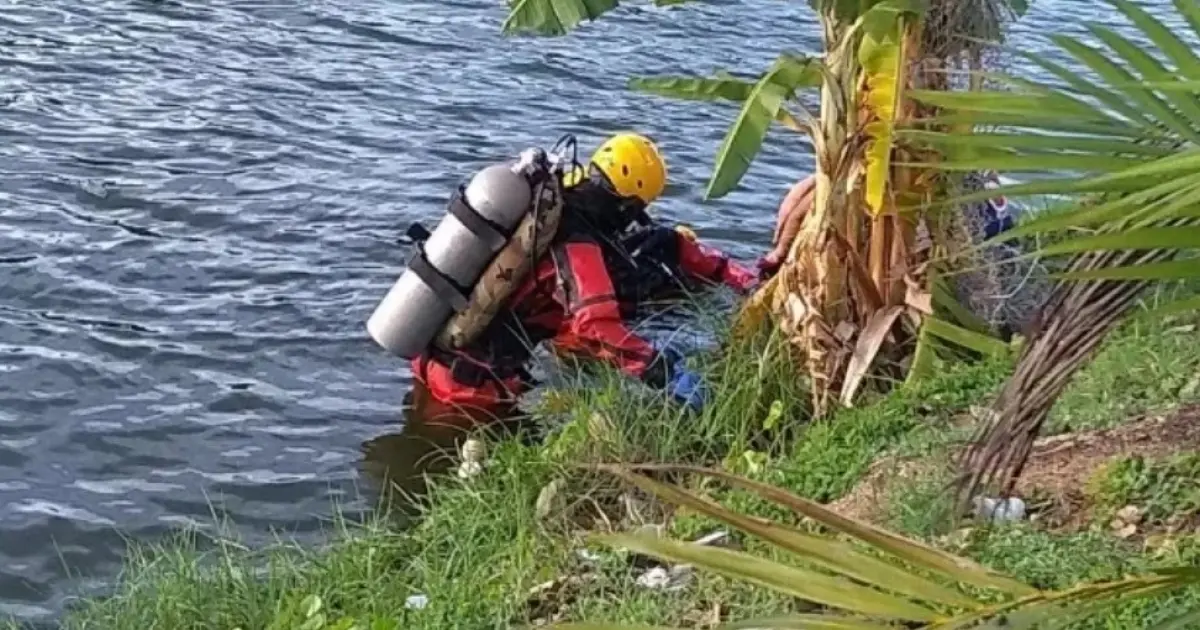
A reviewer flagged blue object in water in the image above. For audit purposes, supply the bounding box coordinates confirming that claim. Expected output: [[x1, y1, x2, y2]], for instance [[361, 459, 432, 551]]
[[668, 368, 708, 413], [653, 340, 709, 413]]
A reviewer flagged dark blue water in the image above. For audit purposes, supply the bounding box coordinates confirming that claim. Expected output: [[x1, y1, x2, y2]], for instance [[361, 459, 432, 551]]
[[0, 0, 1158, 623]]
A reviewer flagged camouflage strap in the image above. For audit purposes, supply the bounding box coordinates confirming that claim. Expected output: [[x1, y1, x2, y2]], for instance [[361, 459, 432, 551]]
[[434, 177, 566, 352]]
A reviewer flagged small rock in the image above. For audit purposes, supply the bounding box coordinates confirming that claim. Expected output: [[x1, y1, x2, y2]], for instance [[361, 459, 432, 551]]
[[457, 460, 483, 479], [972, 496, 1026, 522], [1116, 505, 1144, 525], [460, 438, 487, 464]]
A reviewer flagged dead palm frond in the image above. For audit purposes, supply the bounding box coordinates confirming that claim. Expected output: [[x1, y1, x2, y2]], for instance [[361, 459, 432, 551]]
[[551, 464, 1200, 629]]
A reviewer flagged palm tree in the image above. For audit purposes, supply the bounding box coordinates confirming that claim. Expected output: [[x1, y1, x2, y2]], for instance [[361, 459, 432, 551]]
[[893, 0, 1200, 509]]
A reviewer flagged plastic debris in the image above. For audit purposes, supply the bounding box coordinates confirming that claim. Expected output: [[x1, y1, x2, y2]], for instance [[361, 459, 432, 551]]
[[972, 496, 1026, 522], [405, 594, 429, 610], [635, 565, 693, 591], [457, 438, 487, 479]]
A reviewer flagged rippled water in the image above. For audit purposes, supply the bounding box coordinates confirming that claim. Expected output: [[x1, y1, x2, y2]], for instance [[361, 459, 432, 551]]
[[0, 0, 1158, 623]]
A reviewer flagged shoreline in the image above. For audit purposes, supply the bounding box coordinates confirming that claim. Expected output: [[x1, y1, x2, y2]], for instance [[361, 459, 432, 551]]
[[25, 289, 1200, 630]]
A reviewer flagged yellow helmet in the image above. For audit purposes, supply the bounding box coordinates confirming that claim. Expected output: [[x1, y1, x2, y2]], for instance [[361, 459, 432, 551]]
[[585, 132, 668, 205]]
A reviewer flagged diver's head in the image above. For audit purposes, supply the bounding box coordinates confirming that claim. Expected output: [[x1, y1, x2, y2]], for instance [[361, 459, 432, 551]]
[[564, 132, 668, 235]]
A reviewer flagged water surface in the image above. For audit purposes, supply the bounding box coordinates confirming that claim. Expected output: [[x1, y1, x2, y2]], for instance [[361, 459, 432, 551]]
[[0, 0, 1153, 622]]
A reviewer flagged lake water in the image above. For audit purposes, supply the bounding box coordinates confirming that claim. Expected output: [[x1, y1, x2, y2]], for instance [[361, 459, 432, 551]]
[[0, 0, 1156, 623]]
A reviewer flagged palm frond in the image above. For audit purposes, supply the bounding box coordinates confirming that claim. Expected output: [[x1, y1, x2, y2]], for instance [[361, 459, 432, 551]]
[[900, 0, 1200, 505]]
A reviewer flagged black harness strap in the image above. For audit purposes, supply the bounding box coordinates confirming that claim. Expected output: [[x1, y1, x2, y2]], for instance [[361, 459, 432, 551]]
[[409, 249, 471, 313], [447, 189, 509, 252]]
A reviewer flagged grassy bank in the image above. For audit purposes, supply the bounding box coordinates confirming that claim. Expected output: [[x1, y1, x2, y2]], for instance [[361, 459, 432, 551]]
[[41, 289, 1200, 630]]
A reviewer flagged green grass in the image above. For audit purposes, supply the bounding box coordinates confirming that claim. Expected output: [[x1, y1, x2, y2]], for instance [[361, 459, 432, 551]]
[[32, 287, 1200, 630], [1086, 453, 1200, 524]]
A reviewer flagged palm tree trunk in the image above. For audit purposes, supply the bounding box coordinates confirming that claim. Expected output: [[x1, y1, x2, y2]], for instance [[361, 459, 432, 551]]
[[953, 237, 1184, 510]]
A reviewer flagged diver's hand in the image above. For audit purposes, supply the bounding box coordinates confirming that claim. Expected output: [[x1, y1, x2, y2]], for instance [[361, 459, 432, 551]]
[[756, 254, 782, 281], [652, 340, 709, 413], [668, 368, 708, 413]]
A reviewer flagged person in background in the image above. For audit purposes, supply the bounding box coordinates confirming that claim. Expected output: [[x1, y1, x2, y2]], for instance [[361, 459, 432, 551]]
[[409, 132, 761, 418], [755, 169, 1019, 277], [756, 175, 815, 279]]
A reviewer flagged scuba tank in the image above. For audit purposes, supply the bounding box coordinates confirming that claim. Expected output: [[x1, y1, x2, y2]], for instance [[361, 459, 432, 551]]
[[366, 144, 570, 360]]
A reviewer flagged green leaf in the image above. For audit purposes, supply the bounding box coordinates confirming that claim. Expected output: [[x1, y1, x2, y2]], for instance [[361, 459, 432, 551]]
[[920, 112, 1148, 139], [1178, 0, 1200, 43], [1112, 0, 1200, 81], [931, 150, 1200, 224], [902, 152, 1150, 174], [598, 465, 1036, 597], [704, 54, 819, 199], [501, 0, 620, 36], [549, 619, 681, 624], [1038, 227, 1200, 256], [923, 315, 1011, 357], [904, 327, 940, 387], [935, 572, 1200, 629], [931, 274, 995, 334], [717, 614, 896, 629], [858, 0, 914, 214], [629, 72, 817, 130], [895, 129, 1172, 158], [370, 618, 400, 630], [1012, 49, 1163, 135], [907, 89, 1108, 121], [1051, 32, 1200, 145], [1087, 24, 1200, 142], [591, 532, 943, 621], [999, 176, 1194, 241], [630, 75, 758, 103], [604, 467, 985, 609], [763, 398, 784, 430], [1057, 258, 1200, 281]]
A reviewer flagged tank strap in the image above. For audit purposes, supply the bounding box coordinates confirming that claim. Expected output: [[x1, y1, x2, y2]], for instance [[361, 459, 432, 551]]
[[409, 249, 470, 312], [448, 189, 509, 252]]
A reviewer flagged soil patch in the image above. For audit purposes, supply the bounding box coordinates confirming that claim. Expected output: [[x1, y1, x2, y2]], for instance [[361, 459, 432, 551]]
[[829, 404, 1200, 530]]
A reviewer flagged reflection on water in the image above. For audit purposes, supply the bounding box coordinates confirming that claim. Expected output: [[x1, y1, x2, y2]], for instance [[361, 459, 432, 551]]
[[359, 382, 539, 518]]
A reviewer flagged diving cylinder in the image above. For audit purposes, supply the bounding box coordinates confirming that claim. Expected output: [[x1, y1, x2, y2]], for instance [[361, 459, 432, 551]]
[[366, 163, 535, 359]]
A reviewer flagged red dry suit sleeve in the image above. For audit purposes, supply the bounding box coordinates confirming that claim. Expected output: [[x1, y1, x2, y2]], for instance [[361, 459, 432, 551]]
[[674, 233, 759, 293], [554, 241, 658, 380]]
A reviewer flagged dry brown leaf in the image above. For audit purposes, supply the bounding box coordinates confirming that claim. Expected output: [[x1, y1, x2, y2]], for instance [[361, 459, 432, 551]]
[[905, 283, 933, 315], [840, 305, 905, 408]]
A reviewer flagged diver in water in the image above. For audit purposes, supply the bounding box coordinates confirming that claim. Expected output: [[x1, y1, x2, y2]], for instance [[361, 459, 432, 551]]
[[360, 133, 762, 507], [367, 132, 760, 418]]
